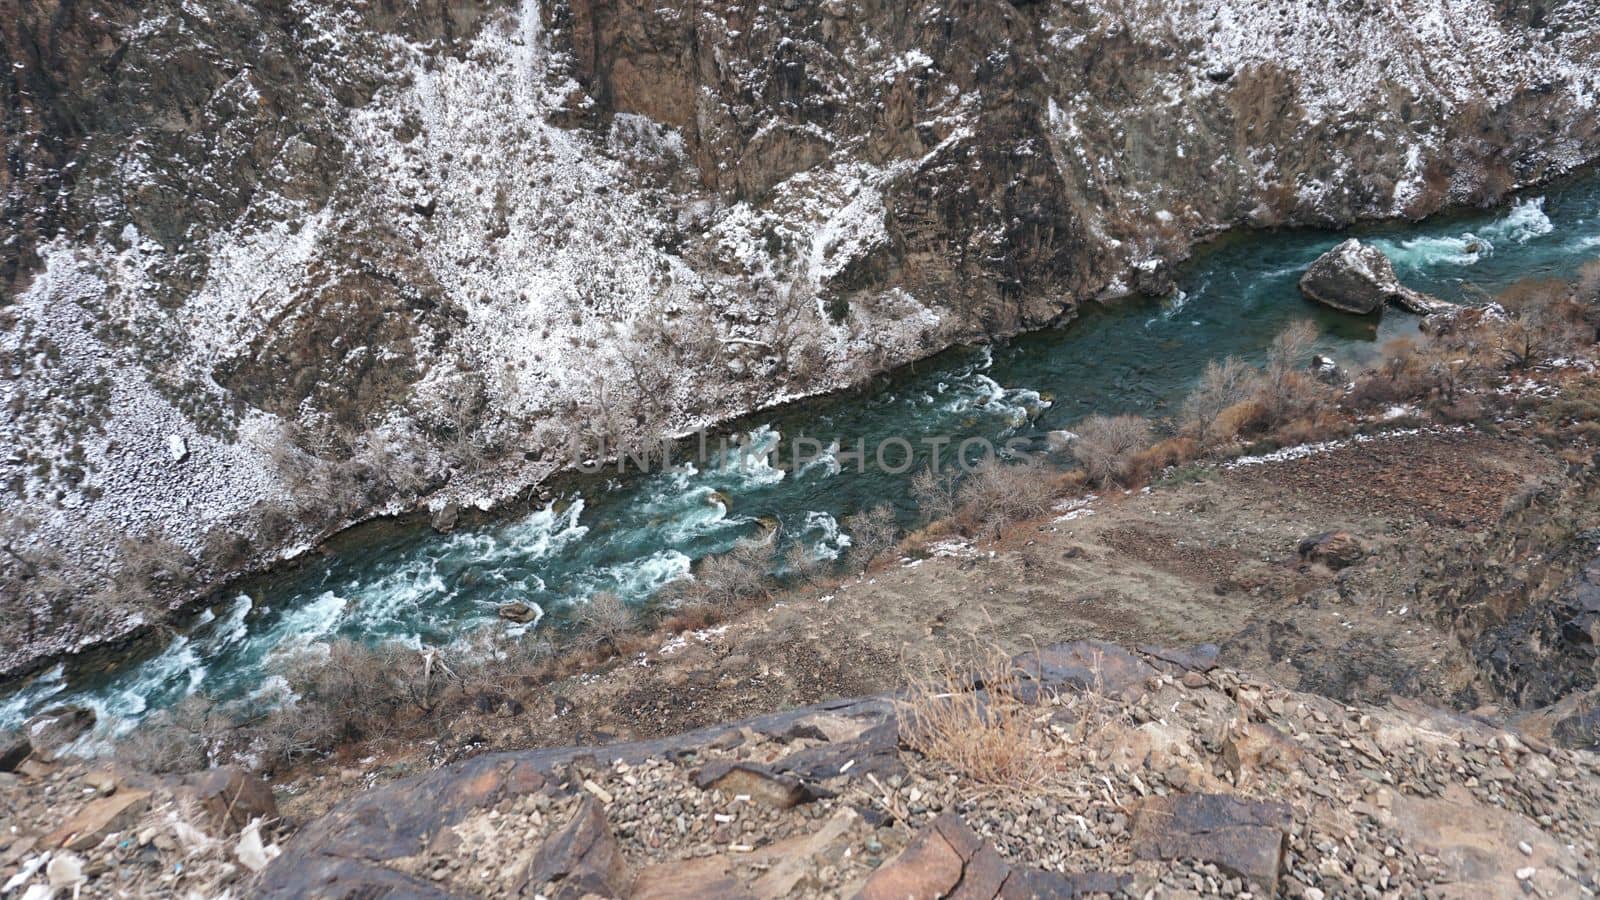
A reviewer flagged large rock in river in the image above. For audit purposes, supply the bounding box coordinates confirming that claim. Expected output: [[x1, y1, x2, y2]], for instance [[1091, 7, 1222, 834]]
[[1299, 239, 1449, 316]]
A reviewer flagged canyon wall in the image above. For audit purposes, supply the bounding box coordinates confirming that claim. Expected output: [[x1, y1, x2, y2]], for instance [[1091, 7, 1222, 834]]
[[2, 0, 1599, 669]]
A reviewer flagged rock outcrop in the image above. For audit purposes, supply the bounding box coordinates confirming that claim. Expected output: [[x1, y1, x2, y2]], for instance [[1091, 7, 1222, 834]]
[[1299, 239, 1450, 315], [228, 642, 1600, 900]]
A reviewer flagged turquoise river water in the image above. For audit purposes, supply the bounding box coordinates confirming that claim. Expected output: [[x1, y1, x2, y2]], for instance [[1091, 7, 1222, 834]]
[[5, 178, 1600, 748]]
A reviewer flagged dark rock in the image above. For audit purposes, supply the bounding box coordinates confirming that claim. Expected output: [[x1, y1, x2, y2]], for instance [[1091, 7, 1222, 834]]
[[520, 797, 630, 899], [25, 705, 95, 759], [0, 732, 31, 772], [1133, 793, 1292, 894], [498, 602, 539, 624], [1300, 239, 1449, 316], [1132, 258, 1176, 297], [772, 718, 903, 782], [1310, 354, 1348, 385], [998, 868, 1132, 899], [430, 502, 460, 533], [1139, 643, 1221, 673], [693, 761, 808, 808], [177, 766, 278, 835], [1012, 641, 1156, 701], [1298, 531, 1366, 569]]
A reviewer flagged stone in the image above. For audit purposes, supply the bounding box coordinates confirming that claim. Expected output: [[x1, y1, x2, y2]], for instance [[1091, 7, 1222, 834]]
[[81, 768, 118, 795], [1012, 640, 1157, 701], [693, 761, 808, 809], [25, 706, 95, 760], [856, 814, 978, 900], [632, 856, 752, 900], [0, 732, 31, 772], [1300, 239, 1450, 316], [498, 601, 540, 624], [430, 502, 460, 533], [1222, 723, 1304, 785], [178, 766, 279, 835], [997, 868, 1132, 899], [45, 788, 152, 851], [1297, 531, 1366, 570], [1139, 643, 1221, 673], [519, 796, 630, 899], [1133, 793, 1292, 894]]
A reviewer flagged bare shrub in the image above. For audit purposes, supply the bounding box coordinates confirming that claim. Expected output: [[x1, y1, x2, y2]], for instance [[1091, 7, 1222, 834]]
[[271, 640, 418, 751], [573, 591, 635, 650], [910, 467, 960, 523], [1126, 436, 1201, 484], [898, 641, 1049, 788], [1181, 357, 1259, 443], [844, 504, 899, 569], [955, 459, 1056, 536], [1498, 277, 1591, 369], [1258, 320, 1332, 425], [1070, 414, 1153, 486], [116, 696, 225, 774], [674, 538, 773, 612]]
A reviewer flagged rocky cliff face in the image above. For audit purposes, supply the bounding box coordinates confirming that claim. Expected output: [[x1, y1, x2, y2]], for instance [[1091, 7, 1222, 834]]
[[3, 0, 1599, 667]]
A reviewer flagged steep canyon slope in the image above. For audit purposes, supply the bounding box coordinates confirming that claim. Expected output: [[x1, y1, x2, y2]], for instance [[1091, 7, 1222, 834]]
[[2, 0, 1599, 669]]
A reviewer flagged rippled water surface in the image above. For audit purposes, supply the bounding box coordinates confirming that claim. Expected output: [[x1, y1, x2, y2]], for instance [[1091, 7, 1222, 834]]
[[6, 178, 1600, 745]]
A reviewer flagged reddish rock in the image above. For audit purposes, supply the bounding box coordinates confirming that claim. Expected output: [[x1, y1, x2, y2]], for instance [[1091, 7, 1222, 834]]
[[45, 788, 152, 851], [632, 855, 752, 900], [178, 766, 278, 835]]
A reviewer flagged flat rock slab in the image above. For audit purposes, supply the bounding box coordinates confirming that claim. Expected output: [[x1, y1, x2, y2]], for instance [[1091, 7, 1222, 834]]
[[45, 788, 152, 852], [1133, 793, 1292, 894], [1013, 640, 1156, 701]]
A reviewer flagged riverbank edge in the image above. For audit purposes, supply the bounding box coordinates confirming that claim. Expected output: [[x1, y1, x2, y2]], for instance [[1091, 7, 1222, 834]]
[[3, 162, 1595, 692]]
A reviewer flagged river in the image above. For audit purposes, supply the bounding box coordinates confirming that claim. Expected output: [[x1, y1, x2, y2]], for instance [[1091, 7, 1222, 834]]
[[4, 177, 1600, 749]]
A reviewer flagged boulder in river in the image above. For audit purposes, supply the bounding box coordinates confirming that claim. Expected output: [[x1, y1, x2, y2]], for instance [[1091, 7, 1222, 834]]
[[498, 602, 540, 624], [25, 705, 96, 760], [1299, 239, 1449, 316]]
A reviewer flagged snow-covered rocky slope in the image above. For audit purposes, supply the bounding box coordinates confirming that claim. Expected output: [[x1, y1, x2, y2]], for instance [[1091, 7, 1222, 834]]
[[2, 0, 1598, 673]]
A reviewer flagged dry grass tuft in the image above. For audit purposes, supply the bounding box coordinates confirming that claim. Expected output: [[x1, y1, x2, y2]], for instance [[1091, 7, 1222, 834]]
[[897, 640, 1051, 789]]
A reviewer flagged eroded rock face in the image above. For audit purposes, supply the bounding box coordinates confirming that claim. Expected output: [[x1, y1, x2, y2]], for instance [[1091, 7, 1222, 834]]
[[1298, 239, 1449, 316]]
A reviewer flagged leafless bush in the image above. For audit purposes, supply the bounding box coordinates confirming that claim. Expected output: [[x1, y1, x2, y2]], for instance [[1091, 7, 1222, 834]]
[[844, 504, 899, 569], [1258, 320, 1332, 425], [955, 459, 1056, 536], [1181, 357, 1259, 443], [572, 591, 635, 650], [116, 696, 226, 774], [1070, 414, 1153, 486], [269, 640, 419, 751], [673, 538, 774, 612], [911, 467, 960, 522]]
